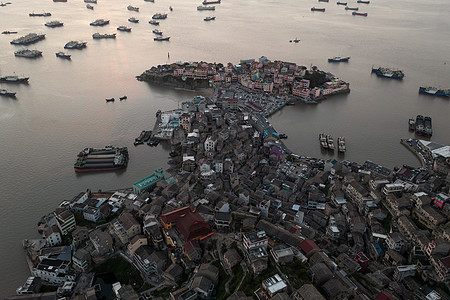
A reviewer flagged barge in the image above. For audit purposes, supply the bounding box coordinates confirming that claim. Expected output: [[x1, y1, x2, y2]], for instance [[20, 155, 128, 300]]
[[74, 146, 128, 172]]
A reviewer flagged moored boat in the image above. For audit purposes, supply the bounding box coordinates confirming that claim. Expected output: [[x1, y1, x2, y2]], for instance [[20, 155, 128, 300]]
[[152, 13, 167, 19], [352, 11, 367, 16], [29, 12, 51, 17], [117, 26, 132, 32], [328, 56, 350, 62], [337, 1, 347, 5], [45, 20, 63, 27], [127, 5, 139, 11], [279, 133, 288, 139], [423, 116, 432, 137], [202, 0, 220, 4], [106, 97, 115, 102], [371, 67, 404, 79], [14, 49, 43, 57], [345, 6, 358, 10], [0, 75, 29, 83], [204, 16, 216, 21], [149, 20, 160, 25], [10, 33, 46, 45], [92, 32, 116, 39], [338, 136, 346, 153], [197, 5, 215, 10], [56, 51, 71, 59], [84, 0, 97, 3], [74, 146, 128, 172], [86, 4, 94, 9], [120, 96, 127, 100], [357, 0, 369, 3], [152, 29, 162, 35], [90, 19, 109, 26], [2, 31, 18, 34], [64, 41, 87, 49], [318, 0, 329, 2], [0, 89, 16, 97], [419, 86, 450, 97], [327, 135, 335, 151], [319, 133, 328, 149], [154, 36, 170, 41], [128, 17, 139, 23], [311, 7, 325, 11], [408, 118, 415, 131], [415, 115, 424, 136]]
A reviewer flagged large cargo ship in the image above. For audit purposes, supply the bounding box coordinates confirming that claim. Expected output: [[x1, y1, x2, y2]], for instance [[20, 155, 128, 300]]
[[419, 86, 450, 97], [415, 115, 424, 136], [371, 67, 404, 79], [10, 33, 46, 45], [74, 146, 128, 172]]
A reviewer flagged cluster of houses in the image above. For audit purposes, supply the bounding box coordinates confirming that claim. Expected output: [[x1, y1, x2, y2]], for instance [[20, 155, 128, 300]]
[[139, 56, 350, 102], [10, 93, 450, 300]]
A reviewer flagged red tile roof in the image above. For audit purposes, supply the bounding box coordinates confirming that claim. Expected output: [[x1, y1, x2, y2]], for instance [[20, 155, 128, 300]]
[[376, 291, 396, 300], [299, 240, 318, 254]]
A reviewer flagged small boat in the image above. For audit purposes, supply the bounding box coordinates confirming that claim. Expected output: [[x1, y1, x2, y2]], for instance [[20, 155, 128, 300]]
[[86, 4, 94, 9], [319, 133, 328, 149], [279, 134, 288, 139], [327, 135, 335, 151], [45, 20, 63, 27], [202, 0, 220, 4], [90, 19, 110, 26], [117, 26, 132, 32], [345, 6, 358, 10], [0, 75, 29, 83], [128, 17, 139, 23], [357, 0, 369, 3], [0, 89, 16, 97], [105, 98, 115, 102], [408, 119, 415, 131], [2, 31, 18, 34], [120, 96, 127, 100], [337, 1, 347, 5], [92, 33, 116, 39], [338, 137, 346, 153], [127, 5, 139, 11], [169, 6, 173, 11], [84, 0, 97, 3], [197, 5, 215, 10], [419, 86, 450, 97], [29, 12, 52, 17], [311, 7, 325, 12], [152, 29, 162, 35], [352, 11, 367, 16], [56, 51, 71, 59], [328, 56, 350, 62], [318, 0, 329, 2], [149, 20, 160, 25], [154, 36, 170, 41], [64, 41, 87, 49], [204, 16, 216, 21], [152, 13, 167, 19], [144, 0, 154, 2]]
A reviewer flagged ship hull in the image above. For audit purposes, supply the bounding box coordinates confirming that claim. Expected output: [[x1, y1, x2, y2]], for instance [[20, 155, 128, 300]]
[[419, 87, 450, 97]]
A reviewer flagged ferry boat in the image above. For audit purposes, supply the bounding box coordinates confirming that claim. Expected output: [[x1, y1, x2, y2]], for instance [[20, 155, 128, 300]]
[[154, 36, 170, 41], [202, 0, 220, 4], [152, 13, 168, 19], [338, 137, 346, 153], [328, 56, 350, 62], [0, 89, 16, 97], [74, 146, 129, 172], [152, 29, 163, 35], [64, 41, 87, 49], [149, 20, 160, 25], [204, 16, 216, 21], [357, 0, 370, 3], [423, 116, 432, 137], [45, 21, 63, 27], [311, 7, 325, 11], [327, 135, 335, 151], [128, 17, 139, 23], [371, 67, 404, 79], [415, 115, 424, 136], [345, 6, 358, 10], [419, 86, 450, 97], [14, 49, 43, 58], [86, 4, 94, 9], [0, 75, 29, 83], [10, 33, 46, 45], [90, 19, 109, 26], [408, 118, 415, 131], [337, 1, 347, 5], [117, 26, 132, 32], [29, 12, 51, 17], [92, 32, 116, 39], [127, 5, 139, 11], [319, 133, 328, 149], [56, 51, 71, 59], [352, 11, 367, 16], [197, 5, 215, 10]]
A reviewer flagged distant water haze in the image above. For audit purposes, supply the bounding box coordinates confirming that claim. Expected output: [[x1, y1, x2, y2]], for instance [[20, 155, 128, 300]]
[[0, 0, 449, 295]]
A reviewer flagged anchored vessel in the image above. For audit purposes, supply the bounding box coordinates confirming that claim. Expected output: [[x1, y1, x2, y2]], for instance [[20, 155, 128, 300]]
[[311, 7, 325, 11], [415, 115, 424, 136], [0, 75, 29, 83], [408, 118, 415, 131], [128, 17, 139, 23], [64, 41, 87, 49], [10, 33, 46, 45], [423, 116, 432, 137], [152, 13, 167, 19], [371, 67, 404, 79], [327, 135, 335, 151], [56, 51, 71, 59], [154, 36, 170, 41], [352, 11, 367, 16], [90, 19, 109, 26], [319, 133, 328, 149], [328, 56, 350, 62], [117, 26, 132, 32], [338, 137, 346, 153], [14, 49, 42, 57], [29, 12, 51, 17], [202, 0, 220, 4], [45, 21, 63, 27], [92, 33, 116, 39], [197, 5, 215, 10], [204, 16, 216, 21], [345, 6, 358, 10], [419, 86, 450, 97], [0, 89, 16, 97], [74, 146, 129, 172]]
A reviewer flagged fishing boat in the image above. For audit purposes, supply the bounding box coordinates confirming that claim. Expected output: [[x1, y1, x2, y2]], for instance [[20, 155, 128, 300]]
[[352, 11, 367, 16], [117, 26, 132, 32], [128, 17, 139, 23], [204, 16, 216, 21], [338, 137, 346, 153], [152, 13, 167, 19], [45, 21, 63, 27], [152, 29, 163, 35], [311, 7, 325, 11], [357, 0, 369, 3], [328, 56, 350, 62], [120, 96, 127, 100], [29, 12, 51, 17], [105, 98, 115, 102], [0, 75, 29, 83], [327, 135, 335, 151], [56, 51, 71, 59], [408, 119, 415, 131], [14, 49, 43, 58], [86, 4, 94, 9], [149, 20, 160, 25], [371, 67, 404, 79], [92, 33, 116, 39], [0, 89, 16, 97], [2, 31, 18, 34], [345, 6, 358, 10], [74, 146, 128, 172], [197, 5, 215, 10], [127, 5, 139, 11], [154, 36, 170, 41], [319, 133, 328, 149], [64, 41, 87, 49], [337, 1, 347, 5], [419, 86, 450, 97]]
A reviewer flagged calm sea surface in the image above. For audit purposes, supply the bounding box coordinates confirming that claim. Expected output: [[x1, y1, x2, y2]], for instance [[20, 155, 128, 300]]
[[0, 0, 449, 295]]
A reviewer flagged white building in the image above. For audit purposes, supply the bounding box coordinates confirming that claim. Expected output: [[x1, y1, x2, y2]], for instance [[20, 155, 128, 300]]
[[204, 136, 217, 152], [44, 225, 62, 247]]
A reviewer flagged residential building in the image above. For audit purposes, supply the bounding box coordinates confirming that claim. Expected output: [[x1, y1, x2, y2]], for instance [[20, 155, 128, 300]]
[[54, 208, 76, 235], [393, 265, 416, 282], [44, 225, 62, 247], [270, 245, 294, 265], [83, 207, 100, 223], [223, 248, 242, 270], [32, 258, 75, 284], [113, 212, 142, 244], [89, 229, 113, 256], [72, 248, 91, 272], [261, 274, 287, 298], [243, 230, 268, 250], [127, 235, 148, 256]]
